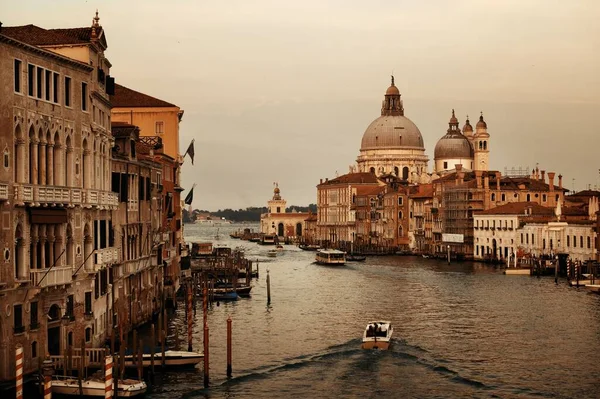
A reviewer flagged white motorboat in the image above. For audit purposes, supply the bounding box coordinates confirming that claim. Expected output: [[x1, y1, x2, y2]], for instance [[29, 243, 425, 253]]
[[123, 349, 204, 368], [47, 374, 146, 397], [315, 249, 346, 265], [362, 321, 393, 350], [267, 249, 278, 257]]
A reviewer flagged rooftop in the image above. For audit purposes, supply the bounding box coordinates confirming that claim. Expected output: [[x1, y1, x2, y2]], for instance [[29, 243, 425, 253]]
[[111, 83, 177, 108], [318, 172, 382, 187]]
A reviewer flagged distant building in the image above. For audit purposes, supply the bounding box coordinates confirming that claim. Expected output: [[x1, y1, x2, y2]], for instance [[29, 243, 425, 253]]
[[260, 184, 310, 239]]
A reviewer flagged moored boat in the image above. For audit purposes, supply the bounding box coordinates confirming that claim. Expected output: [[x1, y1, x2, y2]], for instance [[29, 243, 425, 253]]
[[258, 234, 278, 245], [299, 244, 320, 251], [315, 249, 346, 265], [362, 321, 393, 350], [123, 349, 204, 368], [45, 374, 146, 397], [267, 249, 278, 257]]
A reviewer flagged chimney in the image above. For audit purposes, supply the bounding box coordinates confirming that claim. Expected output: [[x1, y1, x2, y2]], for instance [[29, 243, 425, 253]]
[[541, 170, 545, 182], [548, 172, 555, 192], [475, 170, 483, 189], [495, 171, 501, 190], [558, 174, 563, 190]]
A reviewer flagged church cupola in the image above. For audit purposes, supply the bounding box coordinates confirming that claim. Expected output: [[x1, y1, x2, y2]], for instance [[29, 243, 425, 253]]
[[381, 75, 404, 116], [462, 115, 473, 137]]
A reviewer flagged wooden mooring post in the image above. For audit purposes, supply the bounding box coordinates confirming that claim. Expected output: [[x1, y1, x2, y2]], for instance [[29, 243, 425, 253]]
[[227, 317, 232, 378], [78, 339, 85, 396], [150, 323, 155, 383], [161, 307, 167, 369], [16, 344, 23, 399], [104, 353, 113, 399], [187, 281, 193, 351], [203, 323, 209, 388], [266, 270, 271, 304]]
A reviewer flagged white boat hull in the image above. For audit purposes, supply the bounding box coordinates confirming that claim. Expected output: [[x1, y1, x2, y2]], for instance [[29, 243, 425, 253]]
[[50, 377, 146, 397], [361, 338, 392, 350], [362, 321, 393, 350], [123, 350, 204, 368]]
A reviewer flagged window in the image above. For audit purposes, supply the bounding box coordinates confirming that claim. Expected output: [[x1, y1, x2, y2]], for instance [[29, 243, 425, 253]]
[[398, 211, 403, 219], [501, 193, 505, 202], [526, 194, 531, 202], [36, 67, 43, 99], [53, 72, 59, 103], [588, 236, 591, 249], [85, 292, 92, 315], [66, 295, 74, 320], [491, 193, 496, 201], [542, 194, 547, 202], [443, 161, 448, 169], [573, 235, 577, 248], [155, 121, 164, 134], [31, 341, 38, 359], [398, 196, 403, 206], [14, 304, 24, 333], [532, 234, 534, 245], [85, 327, 92, 343], [580, 236, 583, 248], [30, 301, 39, 329], [28, 64, 35, 96], [521, 233, 523, 244], [81, 82, 88, 111], [276, 207, 281, 213], [14, 59, 22, 92], [567, 236, 570, 247], [64, 77, 72, 106], [45, 70, 51, 101], [3, 149, 8, 168]]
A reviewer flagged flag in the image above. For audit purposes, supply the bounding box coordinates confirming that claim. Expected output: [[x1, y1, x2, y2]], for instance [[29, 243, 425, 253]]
[[184, 139, 195, 165], [184, 185, 195, 206]]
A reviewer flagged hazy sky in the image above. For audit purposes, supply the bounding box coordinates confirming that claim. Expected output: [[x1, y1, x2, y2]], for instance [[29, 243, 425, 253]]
[[5, 1, 600, 210]]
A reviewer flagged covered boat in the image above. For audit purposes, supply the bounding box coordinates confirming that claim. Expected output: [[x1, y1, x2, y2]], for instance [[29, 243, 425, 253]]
[[123, 349, 204, 368], [315, 249, 346, 265], [46, 374, 146, 397]]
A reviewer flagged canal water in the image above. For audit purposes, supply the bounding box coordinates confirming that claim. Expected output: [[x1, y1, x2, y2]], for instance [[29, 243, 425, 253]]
[[147, 223, 600, 398]]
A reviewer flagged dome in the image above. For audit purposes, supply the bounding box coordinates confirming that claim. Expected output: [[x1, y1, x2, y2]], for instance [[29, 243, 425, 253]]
[[434, 133, 474, 160], [462, 117, 473, 133], [360, 115, 424, 150], [385, 85, 400, 95], [476, 113, 487, 129]]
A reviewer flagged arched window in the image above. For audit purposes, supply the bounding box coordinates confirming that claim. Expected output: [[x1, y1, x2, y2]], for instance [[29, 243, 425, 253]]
[[479, 141, 482, 150], [85, 327, 93, 343], [526, 194, 531, 202], [588, 236, 591, 249], [501, 193, 505, 201], [394, 166, 399, 176], [483, 141, 487, 150], [29, 126, 37, 184], [370, 167, 375, 174], [402, 167, 409, 180], [65, 135, 73, 187], [53, 132, 61, 186], [82, 138, 89, 189], [398, 211, 403, 219], [491, 193, 496, 201], [31, 341, 38, 359], [398, 226, 403, 237]]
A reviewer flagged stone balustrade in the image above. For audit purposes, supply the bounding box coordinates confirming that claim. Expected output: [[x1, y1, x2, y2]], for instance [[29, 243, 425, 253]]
[[0, 183, 8, 200], [30, 266, 73, 288], [92, 247, 120, 272], [13, 183, 118, 208]]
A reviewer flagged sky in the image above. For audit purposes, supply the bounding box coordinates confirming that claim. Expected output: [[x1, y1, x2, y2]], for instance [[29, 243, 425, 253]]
[[5, 0, 600, 210]]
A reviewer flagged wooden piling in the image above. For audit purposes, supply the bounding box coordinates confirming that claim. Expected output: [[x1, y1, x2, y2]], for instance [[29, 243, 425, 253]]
[[161, 307, 166, 369], [132, 330, 137, 369], [78, 339, 85, 396], [15, 344, 23, 399], [150, 323, 155, 382], [203, 323, 209, 388], [227, 317, 232, 378], [187, 282, 193, 351], [137, 339, 143, 382], [266, 270, 271, 304], [104, 354, 113, 399], [120, 327, 126, 377]]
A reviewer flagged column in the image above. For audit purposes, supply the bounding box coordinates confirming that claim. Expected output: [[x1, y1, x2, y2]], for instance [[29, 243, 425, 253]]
[[47, 143, 54, 186], [16, 138, 26, 183], [30, 140, 38, 184], [39, 142, 46, 185]]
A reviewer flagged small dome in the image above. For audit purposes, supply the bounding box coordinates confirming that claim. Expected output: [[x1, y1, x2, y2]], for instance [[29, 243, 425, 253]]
[[476, 113, 487, 129], [360, 115, 424, 150], [385, 85, 400, 96], [434, 133, 474, 160], [274, 187, 280, 194], [462, 116, 473, 133]]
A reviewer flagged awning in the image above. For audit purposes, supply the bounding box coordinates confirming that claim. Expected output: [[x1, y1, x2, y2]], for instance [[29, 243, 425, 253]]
[[29, 208, 68, 224]]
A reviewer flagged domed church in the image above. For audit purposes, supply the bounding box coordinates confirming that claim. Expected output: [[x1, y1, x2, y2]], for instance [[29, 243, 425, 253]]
[[356, 77, 429, 183], [433, 110, 490, 175]]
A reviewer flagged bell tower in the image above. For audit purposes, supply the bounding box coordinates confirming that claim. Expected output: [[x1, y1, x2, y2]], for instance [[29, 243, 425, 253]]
[[473, 112, 490, 171], [267, 183, 287, 214]]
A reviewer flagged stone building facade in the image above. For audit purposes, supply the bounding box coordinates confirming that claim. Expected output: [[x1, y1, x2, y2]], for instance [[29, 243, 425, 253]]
[[260, 184, 311, 239], [0, 16, 118, 382]]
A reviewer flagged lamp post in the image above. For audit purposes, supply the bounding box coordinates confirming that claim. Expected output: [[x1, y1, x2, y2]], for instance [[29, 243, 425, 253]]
[[447, 245, 450, 265]]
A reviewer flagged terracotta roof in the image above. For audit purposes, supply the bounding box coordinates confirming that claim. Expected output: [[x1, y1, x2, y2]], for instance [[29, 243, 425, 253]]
[[49, 27, 95, 43], [2, 24, 91, 46], [410, 184, 434, 199], [475, 202, 553, 216], [111, 84, 177, 108], [499, 176, 567, 192], [355, 186, 386, 196], [318, 172, 382, 187]]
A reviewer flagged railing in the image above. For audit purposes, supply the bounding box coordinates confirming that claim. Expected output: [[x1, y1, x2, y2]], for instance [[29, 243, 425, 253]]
[[93, 247, 119, 271], [49, 348, 106, 370], [0, 182, 8, 200], [14, 184, 117, 208], [30, 266, 72, 288]]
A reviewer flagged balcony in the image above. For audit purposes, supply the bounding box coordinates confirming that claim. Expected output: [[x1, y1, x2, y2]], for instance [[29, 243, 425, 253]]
[[0, 182, 8, 200], [93, 247, 119, 271], [14, 184, 118, 209], [30, 266, 73, 288]]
